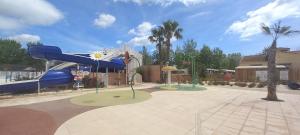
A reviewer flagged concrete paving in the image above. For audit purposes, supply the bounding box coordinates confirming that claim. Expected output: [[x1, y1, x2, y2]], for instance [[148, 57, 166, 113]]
[[55, 86, 300, 135], [0, 83, 158, 107]]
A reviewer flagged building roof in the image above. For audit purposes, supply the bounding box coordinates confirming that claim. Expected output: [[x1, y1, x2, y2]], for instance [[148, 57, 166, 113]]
[[206, 68, 235, 73], [236, 65, 287, 69], [241, 55, 266, 62]]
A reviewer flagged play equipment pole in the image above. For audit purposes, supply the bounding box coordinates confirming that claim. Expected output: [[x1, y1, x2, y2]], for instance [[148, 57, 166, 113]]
[[192, 56, 196, 88], [130, 56, 141, 99], [45, 61, 49, 72], [105, 67, 108, 88], [96, 60, 99, 93], [37, 80, 40, 94]]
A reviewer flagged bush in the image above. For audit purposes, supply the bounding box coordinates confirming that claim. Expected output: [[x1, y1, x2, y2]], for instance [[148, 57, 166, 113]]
[[225, 81, 230, 85], [208, 81, 213, 85], [280, 81, 288, 85], [136, 67, 143, 75], [257, 82, 267, 88], [248, 82, 256, 88], [213, 81, 219, 85], [199, 81, 204, 85], [219, 81, 226, 85], [235, 82, 247, 87]]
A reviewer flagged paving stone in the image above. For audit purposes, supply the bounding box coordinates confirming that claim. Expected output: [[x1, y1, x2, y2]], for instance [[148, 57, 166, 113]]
[[53, 86, 300, 135]]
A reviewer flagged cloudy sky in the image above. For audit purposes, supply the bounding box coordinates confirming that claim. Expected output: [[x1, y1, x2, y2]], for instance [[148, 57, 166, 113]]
[[0, 0, 299, 55]]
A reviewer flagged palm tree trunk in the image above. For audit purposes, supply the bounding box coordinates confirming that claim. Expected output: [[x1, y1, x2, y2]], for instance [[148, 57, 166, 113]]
[[158, 44, 163, 83], [266, 40, 278, 101], [166, 39, 171, 64]]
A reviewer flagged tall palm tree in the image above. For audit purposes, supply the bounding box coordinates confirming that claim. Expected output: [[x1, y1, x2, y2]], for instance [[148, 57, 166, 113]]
[[161, 20, 183, 65], [149, 26, 165, 82], [261, 21, 299, 101]]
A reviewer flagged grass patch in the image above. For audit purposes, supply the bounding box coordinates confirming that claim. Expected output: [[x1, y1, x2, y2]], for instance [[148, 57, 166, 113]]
[[70, 90, 151, 107]]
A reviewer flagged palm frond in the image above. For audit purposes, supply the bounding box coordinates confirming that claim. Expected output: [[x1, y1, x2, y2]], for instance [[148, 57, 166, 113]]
[[261, 23, 271, 35], [174, 28, 183, 39], [279, 26, 291, 34], [148, 36, 156, 42], [282, 30, 300, 36]]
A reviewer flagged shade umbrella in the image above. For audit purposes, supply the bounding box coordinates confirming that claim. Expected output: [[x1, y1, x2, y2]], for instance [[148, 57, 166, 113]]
[[162, 66, 177, 85]]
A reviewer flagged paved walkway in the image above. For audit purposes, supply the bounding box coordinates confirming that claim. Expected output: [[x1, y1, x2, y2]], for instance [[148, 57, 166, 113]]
[[0, 83, 159, 135], [56, 87, 300, 135], [0, 98, 97, 135]]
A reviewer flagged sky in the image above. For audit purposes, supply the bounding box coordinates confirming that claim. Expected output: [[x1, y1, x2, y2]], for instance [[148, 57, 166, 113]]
[[0, 0, 299, 55]]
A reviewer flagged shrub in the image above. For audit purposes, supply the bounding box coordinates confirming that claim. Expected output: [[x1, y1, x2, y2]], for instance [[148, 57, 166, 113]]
[[225, 81, 230, 85], [219, 81, 226, 85], [213, 81, 219, 85], [208, 81, 213, 85], [199, 81, 204, 85], [257, 82, 267, 88], [248, 82, 256, 88], [280, 81, 288, 85], [136, 67, 143, 75], [235, 82, 247, 87]]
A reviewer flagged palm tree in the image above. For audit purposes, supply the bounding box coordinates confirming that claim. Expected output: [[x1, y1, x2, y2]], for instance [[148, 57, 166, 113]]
[[161, 20, 183, 65], [261, 21, 299, 101], [149, 26, 165, 82]]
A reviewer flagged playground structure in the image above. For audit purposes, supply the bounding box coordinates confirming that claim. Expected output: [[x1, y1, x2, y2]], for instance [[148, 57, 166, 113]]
[[180, 54, 199, 87], [159, 54, 205, 91], [162, 66, 177, 85], [0, 45, 140, 95]]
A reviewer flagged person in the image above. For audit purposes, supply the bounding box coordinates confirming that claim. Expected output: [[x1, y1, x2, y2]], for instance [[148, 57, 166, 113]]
[[73, 75, 82, 90]]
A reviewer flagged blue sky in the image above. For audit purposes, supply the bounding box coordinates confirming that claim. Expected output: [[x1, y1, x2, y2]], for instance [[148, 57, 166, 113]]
[[0, 0, 299, 55]]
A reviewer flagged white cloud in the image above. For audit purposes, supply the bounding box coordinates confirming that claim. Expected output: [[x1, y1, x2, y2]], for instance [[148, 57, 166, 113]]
[[127, 22, 155, 46], [188, 11, 210, 19], [8, 34, 41, 43], [113, 0, 206, 6], [128, 22, 155, 36], [127, 36, 150, 46], [0, 0, 63, 30], [227, 0, 300, 39], [94, 13, 116, 28], [116, 40, 123, 44]]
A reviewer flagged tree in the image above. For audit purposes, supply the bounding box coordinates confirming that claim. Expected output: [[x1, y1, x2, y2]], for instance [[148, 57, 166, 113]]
[[0, 39, 45, 70], [183, 39, 197, 55], [174, 46, 184, 69], [140, 46, 152, 65], [199, 45, 213, 68], [198, 45, 213, 78], [0, 39, 26, 65], [151, 50, 159, 64], [182, 39, 198, 74], [149, 26, 165, 82], [211, 47, 225, 69], [161, 20, 183, 64], [227, 53, 241, 70], [261, 21, 299, 101]]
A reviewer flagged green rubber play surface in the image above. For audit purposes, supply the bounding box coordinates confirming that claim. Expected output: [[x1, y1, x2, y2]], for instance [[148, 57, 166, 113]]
[[160, 84, 206, 91], [70, 90, 151, 107]]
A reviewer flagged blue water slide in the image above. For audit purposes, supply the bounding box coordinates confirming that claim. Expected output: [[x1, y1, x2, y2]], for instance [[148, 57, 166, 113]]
[[0, 45, 125, 94], [28, 45, 125, 70]]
